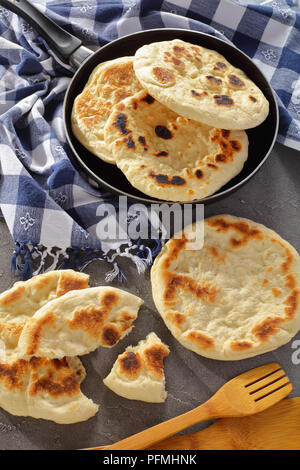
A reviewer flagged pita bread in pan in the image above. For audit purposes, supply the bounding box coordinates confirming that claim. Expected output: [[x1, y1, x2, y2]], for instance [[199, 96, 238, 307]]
[[71, 56, 142, 164], [18, 287, 144, 359], [0, 270, 89, 362], [0, 356, 98, 424], [151, 214, 300, 360], [134, 39, 269, 130], [103, 332, 170, 403], [104, 90, 248, 201]]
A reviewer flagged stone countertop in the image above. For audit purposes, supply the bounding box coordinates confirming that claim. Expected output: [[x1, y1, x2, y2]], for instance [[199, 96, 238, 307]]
[[0, 141, 299, 449]]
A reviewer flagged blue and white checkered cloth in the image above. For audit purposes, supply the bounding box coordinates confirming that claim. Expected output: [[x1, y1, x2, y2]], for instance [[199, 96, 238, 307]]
[[0, 0, 299, 280]]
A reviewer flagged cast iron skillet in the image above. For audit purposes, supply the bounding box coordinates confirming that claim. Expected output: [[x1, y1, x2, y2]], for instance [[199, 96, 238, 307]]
[[1, 0, 279, 205]]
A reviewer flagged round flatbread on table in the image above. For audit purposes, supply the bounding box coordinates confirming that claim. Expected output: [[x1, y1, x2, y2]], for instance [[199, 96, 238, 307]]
[[134, 39, 269, 130], [151, 214, 300, 360], [104, 90, 248, 202]]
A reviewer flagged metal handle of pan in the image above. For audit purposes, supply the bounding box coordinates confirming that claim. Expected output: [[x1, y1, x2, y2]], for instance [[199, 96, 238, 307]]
[[0, 0, 92, 67]]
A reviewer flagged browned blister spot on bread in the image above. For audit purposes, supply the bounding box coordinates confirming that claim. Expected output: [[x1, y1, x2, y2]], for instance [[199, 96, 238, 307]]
[[74, 89, 101, 128], [286, 274, 296, 289], [213, 94, 234, 107], [111, 112, 131, 136], [149, 171, 186, 186], [206, 246, 227, 263], [120, 310, 136, 332], [101, 323, 121, 347], [26, 312, 57, 356], [119, 351, 142, 378], [221, 129, 231, 138], [252, 317, 283, 342], [152, 67, 175, 84], [272, 288, 282, 297], [164, 52, 185, 67], [144, 344, 169, 379], [228, 74, 245, 88], [0, 359, 28, 392], [67, 291, 119, 340], [56, 272, 89, 297], [162, 236, 188, 269], [206, 75, 222, 85], [173, 45, 191, 57], [207, 217, 263, 248], [68, 305, 107, 338], [210, 130, 242, 165], [0, 285, 25, 306], [114, 87, 132, 104], [29, 359, 80, 398], [102, 292, 119, 308], [281, 250, 294, 273], [213, 61, 227, 71], [141, 94, 155, 104], [195, 169, 203, 179], [166, 312, 186, 329], [187, 331, 214, 349], [191, 89, 208, 99], [284, 290, 299, 320], [32, 273, 53, 290], [230, 341, 252, 351], [163, 272, 219, 304], [102, 61, 134, 87]]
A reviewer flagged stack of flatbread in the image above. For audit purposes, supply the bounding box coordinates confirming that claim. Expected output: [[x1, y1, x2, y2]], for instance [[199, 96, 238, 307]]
[[0, 270, 145, 423], [72, 39, 269, 201]]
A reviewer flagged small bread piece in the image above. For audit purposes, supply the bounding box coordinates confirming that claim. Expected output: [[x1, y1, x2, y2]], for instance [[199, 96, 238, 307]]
[[0, 270, 89, 361], [104, 90, 248, 201], [71, 57, 142, 164], [0, 356, 98, 424], [134, 39, 269, 130], [18, 287, 144, 359], [103, 332, 170, 403], [151, 214, 300, 360]]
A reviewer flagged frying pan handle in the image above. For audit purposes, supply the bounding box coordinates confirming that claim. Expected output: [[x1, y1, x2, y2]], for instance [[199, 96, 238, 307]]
[[0, 0, 92, 66]]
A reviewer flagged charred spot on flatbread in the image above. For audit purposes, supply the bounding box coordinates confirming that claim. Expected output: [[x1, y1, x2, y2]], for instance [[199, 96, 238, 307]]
[[228, 74, 245, 88], [152, 67, 175, 84], [149, 172, 186, 186], [154, 125, 173, 139], [213, 94, 234, 107], [112, 112, 130, 135]]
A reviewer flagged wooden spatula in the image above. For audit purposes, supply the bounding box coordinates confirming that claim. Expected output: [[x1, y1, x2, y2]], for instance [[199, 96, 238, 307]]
[[84, 362, 292, 450], [149, 397, 300, 450]]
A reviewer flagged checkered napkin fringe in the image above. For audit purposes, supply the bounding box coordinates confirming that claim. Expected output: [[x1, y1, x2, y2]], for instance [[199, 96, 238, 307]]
[[0, 0, 299, 281]]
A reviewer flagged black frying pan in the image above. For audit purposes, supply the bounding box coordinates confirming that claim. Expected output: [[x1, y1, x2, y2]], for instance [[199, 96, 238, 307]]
[[1, 0, 279, 205]]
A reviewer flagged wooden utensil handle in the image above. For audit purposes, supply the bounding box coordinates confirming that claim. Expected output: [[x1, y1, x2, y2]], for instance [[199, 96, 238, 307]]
[[90, 400, 216, 450]]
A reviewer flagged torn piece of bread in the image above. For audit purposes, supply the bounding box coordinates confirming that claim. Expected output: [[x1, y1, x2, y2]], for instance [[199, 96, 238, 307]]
[[103, 332, 170, 403], [18, 287, 144, 358]]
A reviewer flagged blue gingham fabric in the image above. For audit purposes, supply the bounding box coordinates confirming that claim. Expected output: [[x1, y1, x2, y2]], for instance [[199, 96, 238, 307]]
[[0, 0, 299, 280]]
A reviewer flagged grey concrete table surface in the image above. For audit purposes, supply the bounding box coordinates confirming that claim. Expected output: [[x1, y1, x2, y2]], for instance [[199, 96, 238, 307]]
[[0, 142, 299, 450]]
